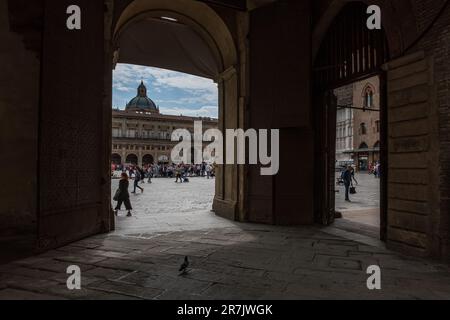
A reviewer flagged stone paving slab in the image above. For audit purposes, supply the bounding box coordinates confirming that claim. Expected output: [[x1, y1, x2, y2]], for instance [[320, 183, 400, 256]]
[[0, 178, 449, 300], [0, 226, 449, 300]]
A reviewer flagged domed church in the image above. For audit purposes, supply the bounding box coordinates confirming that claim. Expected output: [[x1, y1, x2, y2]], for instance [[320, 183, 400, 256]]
[[126, 81, 160, 113], [112, 81, 218, 167]]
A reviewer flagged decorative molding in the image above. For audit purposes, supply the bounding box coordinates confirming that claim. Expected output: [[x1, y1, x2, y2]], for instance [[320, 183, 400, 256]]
[[215, 65, 237, 83]]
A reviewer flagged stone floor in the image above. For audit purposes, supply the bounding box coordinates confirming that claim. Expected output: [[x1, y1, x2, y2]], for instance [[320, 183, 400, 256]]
[[335, 172, 381, 234], [0, 178, 449, 300]]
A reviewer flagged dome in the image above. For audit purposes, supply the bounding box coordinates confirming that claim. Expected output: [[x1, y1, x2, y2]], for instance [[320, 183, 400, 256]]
[[126, 81, 159, 113]]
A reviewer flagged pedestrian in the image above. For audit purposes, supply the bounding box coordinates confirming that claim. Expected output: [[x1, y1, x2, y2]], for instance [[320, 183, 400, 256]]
[[376, 162, 381, 179], [147, 166, 153, 184], [342, 166, 353, 202], [113, 173, 133, 217], [201, 162, 206, 177], [206, 163, 212, 179], [175, 166, 183, 183], [350, 166, 358, 185], [139, 167, 146, 184], [132, 167, 144, 193]]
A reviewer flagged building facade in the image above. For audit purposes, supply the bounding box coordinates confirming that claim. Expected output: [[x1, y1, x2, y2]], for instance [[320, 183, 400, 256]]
[[352, 76, 380, 171], [334, 85, 354, 163], [334, 76, 380, 171], [112, 81, 218, 167]]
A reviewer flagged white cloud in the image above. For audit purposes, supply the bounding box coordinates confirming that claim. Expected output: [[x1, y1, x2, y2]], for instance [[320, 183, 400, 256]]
[[113, 64, 218, 111], [113, 64, 217, 94], [114, 85, 134, 93], [159, 106, 218, 118]]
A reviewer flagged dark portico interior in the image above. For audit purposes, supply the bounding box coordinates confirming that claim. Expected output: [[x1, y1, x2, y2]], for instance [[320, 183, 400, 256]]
[[0, 0, 449, 287]]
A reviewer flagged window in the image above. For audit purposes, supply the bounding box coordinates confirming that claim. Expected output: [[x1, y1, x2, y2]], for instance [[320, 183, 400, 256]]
[[375, 120, 380, 133], [363, 86, 374, 109], [127, 129, 136, 138], [360, 123, 367, 135], [112, 128, 121, 138]]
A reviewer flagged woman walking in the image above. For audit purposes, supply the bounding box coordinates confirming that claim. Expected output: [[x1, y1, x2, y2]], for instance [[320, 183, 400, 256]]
[[114, 172, 133, 217]]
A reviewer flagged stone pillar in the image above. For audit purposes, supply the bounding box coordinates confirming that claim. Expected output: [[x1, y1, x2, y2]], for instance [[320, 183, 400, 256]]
[[383, 51, 440, 258], [121, 150, 126, 165], [213, 66, 239, 221], [138, 147, 143, 167]]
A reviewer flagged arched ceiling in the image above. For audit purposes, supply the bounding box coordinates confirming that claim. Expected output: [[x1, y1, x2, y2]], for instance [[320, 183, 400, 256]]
[[116, 16, 219, 79], [113, 0, 238, 80]]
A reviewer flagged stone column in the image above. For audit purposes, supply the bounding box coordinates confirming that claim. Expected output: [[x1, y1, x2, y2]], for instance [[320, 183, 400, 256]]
[[138, 146, 143, 167]]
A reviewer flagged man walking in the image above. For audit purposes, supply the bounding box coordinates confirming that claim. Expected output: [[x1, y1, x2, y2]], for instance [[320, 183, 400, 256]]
[[132, 167, 144, 194], [342, 166, 353, 202]]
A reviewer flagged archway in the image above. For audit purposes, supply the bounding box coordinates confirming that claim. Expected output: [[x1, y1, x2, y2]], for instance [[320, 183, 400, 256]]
[[313, 2, 389, 237], [142, 154, 154, 166], [125, 154, 138, 165], [359, 142, 369, 150], [106, 0, 240, 230], [112, 153, 122, 165], [312, 0, 418, 61]]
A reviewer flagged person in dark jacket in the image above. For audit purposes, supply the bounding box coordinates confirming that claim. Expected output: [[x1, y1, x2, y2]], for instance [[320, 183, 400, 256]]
[[114, 173, 133, 217], [131, 167, 144, 194], [342, 166, 353, 202]]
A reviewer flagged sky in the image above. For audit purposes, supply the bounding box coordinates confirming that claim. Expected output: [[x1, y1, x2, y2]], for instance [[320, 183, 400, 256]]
[[113, 64, 218, 118]]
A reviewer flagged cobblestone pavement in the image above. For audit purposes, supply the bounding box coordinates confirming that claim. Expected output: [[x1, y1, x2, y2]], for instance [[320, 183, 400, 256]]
[[111, 177, 230, 235], [335, 173, 380, 228], [0, 178, 449, 300]]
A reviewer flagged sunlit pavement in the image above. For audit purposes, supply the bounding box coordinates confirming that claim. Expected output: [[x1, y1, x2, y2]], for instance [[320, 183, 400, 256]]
[[0, 178, 449, 300], [335, 172, 381, 234]]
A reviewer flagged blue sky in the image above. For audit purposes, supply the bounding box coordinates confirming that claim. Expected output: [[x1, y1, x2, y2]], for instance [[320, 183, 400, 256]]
[[113, 64, 218, 118]]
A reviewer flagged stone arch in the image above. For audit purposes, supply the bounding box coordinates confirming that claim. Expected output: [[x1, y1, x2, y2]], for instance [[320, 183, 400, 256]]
[[111, 153, 122, 165], [142, 154, 154, 166], [125, 154, 138, 165], [110, 0, 241, 220], [362, 83, 376, 96], [113, 0, 238, 75], [359, 142, 369, 149], [312, 0, 419, 61]]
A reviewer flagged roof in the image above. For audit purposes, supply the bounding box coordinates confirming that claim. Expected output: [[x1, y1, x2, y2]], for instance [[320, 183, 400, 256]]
[[125, 81, 159, 113]]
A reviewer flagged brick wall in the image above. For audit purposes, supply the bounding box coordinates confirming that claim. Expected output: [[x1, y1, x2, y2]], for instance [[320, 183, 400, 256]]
[[353, 76, 381, 157]]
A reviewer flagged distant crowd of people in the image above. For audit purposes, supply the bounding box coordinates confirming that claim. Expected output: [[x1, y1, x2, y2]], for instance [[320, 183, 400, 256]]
[[112, 162, 216, 180]]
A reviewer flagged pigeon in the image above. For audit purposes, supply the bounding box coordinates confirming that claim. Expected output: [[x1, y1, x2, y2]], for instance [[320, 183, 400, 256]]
[[179, 256, 190, 275]]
